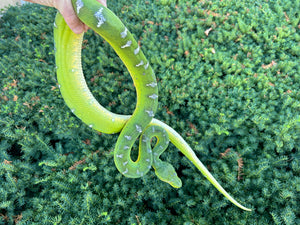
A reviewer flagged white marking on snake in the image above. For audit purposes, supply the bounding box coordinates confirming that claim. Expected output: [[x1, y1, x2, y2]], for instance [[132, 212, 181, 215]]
[[136, 125, 142, 133], [136, 60, 144, 67], [146, 82, 157, 88], [145, 110, 155, 117], [121, 27, 128, 38], [123, 168, 128, 174], [94, 8, 106, 27], [76, 0, 84, 14], [134, 46, 140, 55], [148, 94, 158, 99], [125, 135, 132, 140], [121, 40, 132, 48], [144, 62, 149, 69]]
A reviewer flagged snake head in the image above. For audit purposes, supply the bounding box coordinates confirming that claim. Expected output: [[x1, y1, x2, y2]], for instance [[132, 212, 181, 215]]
[[154, 162, 182, 188]]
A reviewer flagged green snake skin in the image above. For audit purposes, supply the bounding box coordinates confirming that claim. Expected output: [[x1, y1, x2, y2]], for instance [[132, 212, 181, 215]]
[[53, 0, 251, 211]]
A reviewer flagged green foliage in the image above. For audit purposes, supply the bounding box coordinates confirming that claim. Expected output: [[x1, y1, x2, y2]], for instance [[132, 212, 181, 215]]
[[0, 0, 299, 224]]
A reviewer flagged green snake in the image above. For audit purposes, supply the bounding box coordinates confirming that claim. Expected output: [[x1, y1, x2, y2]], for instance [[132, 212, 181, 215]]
[[54, 0, 251, 211]]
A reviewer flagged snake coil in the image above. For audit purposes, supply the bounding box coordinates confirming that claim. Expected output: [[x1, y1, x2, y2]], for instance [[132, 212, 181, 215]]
[[54, 0, 251, 211]]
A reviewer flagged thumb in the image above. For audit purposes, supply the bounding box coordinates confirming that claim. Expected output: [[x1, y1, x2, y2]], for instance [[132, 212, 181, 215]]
[[97, 0, 107, 7], [56, 0, 86, 34]]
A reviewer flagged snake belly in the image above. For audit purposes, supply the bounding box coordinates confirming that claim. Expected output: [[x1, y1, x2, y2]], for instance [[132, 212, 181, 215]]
[[54, 0, 252, 211]]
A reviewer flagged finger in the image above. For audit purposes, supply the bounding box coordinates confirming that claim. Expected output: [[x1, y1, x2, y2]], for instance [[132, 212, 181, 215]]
[[83, 24, 89, 32], [96, 0, 107, 7], [57, 0, 85, 34], [64, 11, 86, 34]]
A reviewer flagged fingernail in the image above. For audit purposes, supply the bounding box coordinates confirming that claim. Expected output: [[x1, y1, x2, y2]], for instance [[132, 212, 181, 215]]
[[73, 25, 83, 34]]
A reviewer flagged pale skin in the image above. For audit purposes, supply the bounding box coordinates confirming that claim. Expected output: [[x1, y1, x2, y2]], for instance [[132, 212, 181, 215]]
[[24, 0, 107, 34]]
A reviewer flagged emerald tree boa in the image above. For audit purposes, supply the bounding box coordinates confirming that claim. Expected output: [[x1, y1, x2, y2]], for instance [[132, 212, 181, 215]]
[[53, 0, 251, 211]]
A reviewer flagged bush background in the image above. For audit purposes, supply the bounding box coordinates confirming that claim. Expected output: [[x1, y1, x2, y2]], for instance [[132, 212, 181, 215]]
[[0, 0, 299, 224]]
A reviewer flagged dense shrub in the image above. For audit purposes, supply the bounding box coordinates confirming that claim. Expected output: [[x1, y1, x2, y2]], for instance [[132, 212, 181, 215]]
[[0, 0, 299, 224]]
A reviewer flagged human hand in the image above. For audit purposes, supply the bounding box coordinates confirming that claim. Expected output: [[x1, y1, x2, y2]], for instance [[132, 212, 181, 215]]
[[23, 0, 107, 34]]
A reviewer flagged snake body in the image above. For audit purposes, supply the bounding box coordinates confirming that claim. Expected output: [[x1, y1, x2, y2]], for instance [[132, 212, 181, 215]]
[[54, 0, 251, 211]]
